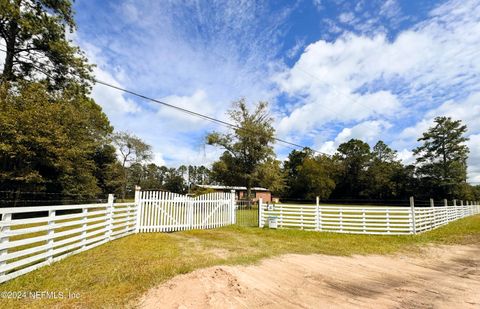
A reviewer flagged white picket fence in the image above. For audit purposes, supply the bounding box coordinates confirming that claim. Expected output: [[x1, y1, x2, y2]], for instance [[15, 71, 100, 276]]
[[137, 191, 235, 232], [259, 199, 480, 235], [0, 191, 235, 284]]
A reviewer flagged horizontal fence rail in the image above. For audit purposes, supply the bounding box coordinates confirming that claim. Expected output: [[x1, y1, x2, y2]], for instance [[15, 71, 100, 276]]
[[259, 199, 480, 235], [0, 194, 136, 284]]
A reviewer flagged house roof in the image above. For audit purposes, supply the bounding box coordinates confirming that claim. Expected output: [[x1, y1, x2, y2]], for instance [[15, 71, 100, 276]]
[[195, 184, 270, 192]]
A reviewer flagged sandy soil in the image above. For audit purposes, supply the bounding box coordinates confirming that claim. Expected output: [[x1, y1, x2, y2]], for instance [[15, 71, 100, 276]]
[[137, 244, 480, 308]]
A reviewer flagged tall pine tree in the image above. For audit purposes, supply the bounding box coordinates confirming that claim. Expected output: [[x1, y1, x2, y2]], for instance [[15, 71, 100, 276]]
[[413, 116, 469, 198]]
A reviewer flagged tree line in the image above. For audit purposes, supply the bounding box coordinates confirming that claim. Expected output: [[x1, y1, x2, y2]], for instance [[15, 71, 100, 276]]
[[206, 102, 479, 202]]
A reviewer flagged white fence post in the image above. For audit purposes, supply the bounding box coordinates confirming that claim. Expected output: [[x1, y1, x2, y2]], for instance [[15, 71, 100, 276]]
[[315, 196, 320, 231], [453, 199, 457, 221], [410, 196, 416, 234], [189, 197, 194, 229], [258, 198, 264, 228], [107, 194, 114, 241], [280, 203, 283, 228], [0, 213, 12, 277], [47, 209, 55, 264], [81, 207, 88, 249], [362, 208, 366, 233], [230, 190, 236, 224], [430, 198, 435, 230], [135, 186, 141, 233], [300, 205, 304, 230], [386, 208, 391, 234], [339, 207, 343, 232]]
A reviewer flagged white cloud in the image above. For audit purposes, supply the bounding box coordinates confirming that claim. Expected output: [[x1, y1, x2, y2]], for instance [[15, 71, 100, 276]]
[[395, 92, 480, 147], [286, 38, 306, 59], [91, 68, 140, 115], [316, 120, 392, 154], [339, 12, 355, 24], [158, 90, 216, 127], [276, 0, 480, 137], [379, 0, 402, 19], [73, 1, 294, 167], [466, 134, 480, 183], [69, 32, 140, 117], [312, 0, 323, 12], [397, 149, 415, 165], [424, 92, 480, 133], [152, 152, 165, 167]]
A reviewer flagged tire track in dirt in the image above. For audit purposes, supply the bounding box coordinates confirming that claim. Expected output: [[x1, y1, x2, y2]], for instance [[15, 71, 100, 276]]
[[136, 244, 480, 308]]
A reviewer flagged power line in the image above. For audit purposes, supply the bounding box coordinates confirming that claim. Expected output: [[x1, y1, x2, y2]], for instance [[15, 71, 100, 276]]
[[0, 47, 330, 156]]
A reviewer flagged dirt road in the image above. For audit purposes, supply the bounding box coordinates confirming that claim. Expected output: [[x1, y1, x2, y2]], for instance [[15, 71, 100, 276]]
[[137, 245, 480, 308]]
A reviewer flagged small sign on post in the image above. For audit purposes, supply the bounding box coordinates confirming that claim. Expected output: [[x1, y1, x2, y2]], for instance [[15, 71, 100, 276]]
[[268, 216, 278, 229]]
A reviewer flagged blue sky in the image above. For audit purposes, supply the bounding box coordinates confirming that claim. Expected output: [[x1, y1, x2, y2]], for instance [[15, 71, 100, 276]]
[[72, 0, 480, 183]]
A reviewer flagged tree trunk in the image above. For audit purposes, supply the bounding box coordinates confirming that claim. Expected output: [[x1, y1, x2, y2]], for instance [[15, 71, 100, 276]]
[[2, 49, 15, 82], [121, 158, 127, 201], [2, 20, 19, 83], [246, 177, 252, 208]]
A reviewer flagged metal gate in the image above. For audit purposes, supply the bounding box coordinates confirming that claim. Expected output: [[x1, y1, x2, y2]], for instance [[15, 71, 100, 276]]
[[235, 199, 259, 227]]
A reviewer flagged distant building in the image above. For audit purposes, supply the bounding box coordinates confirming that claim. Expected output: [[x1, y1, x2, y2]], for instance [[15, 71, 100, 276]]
[[195, 184, 272, 202]]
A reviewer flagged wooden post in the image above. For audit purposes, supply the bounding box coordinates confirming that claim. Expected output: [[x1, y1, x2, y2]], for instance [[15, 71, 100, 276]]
[[453, 199, 457, 220], [47, 209, 55, 264], [444, 199, 448, 207], [300, 205, 304, 230], [280, 202, 283, 228], [410, 196, 416, 234], [386, 208, 391, 234], [230, 190, 236, 224], [362, 208, 366, 233], [0, 213, 12, 278], [339, 208, 343, 232], [107, 194, 114, 240], [429, 198, 435, 229], [315, 196, 320, 231], [258, 198, 263, 228], [135, 186, 141, 233], [81, 207, 88, 249]]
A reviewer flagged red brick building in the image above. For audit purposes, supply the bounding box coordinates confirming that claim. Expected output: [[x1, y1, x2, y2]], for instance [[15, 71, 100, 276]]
[[195, 185, 272, 202]]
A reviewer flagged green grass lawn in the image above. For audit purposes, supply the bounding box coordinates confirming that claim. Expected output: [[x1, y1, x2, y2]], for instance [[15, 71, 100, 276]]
[[1, 215, 479, 309]]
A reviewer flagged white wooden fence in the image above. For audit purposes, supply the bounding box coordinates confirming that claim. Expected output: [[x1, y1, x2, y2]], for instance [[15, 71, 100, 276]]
[[1, 191, 478, 284], [259, 198, 480, 235], [0, 195, 136, 284], [0, 191, 235, 284], [137, 191, 235, 232]]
